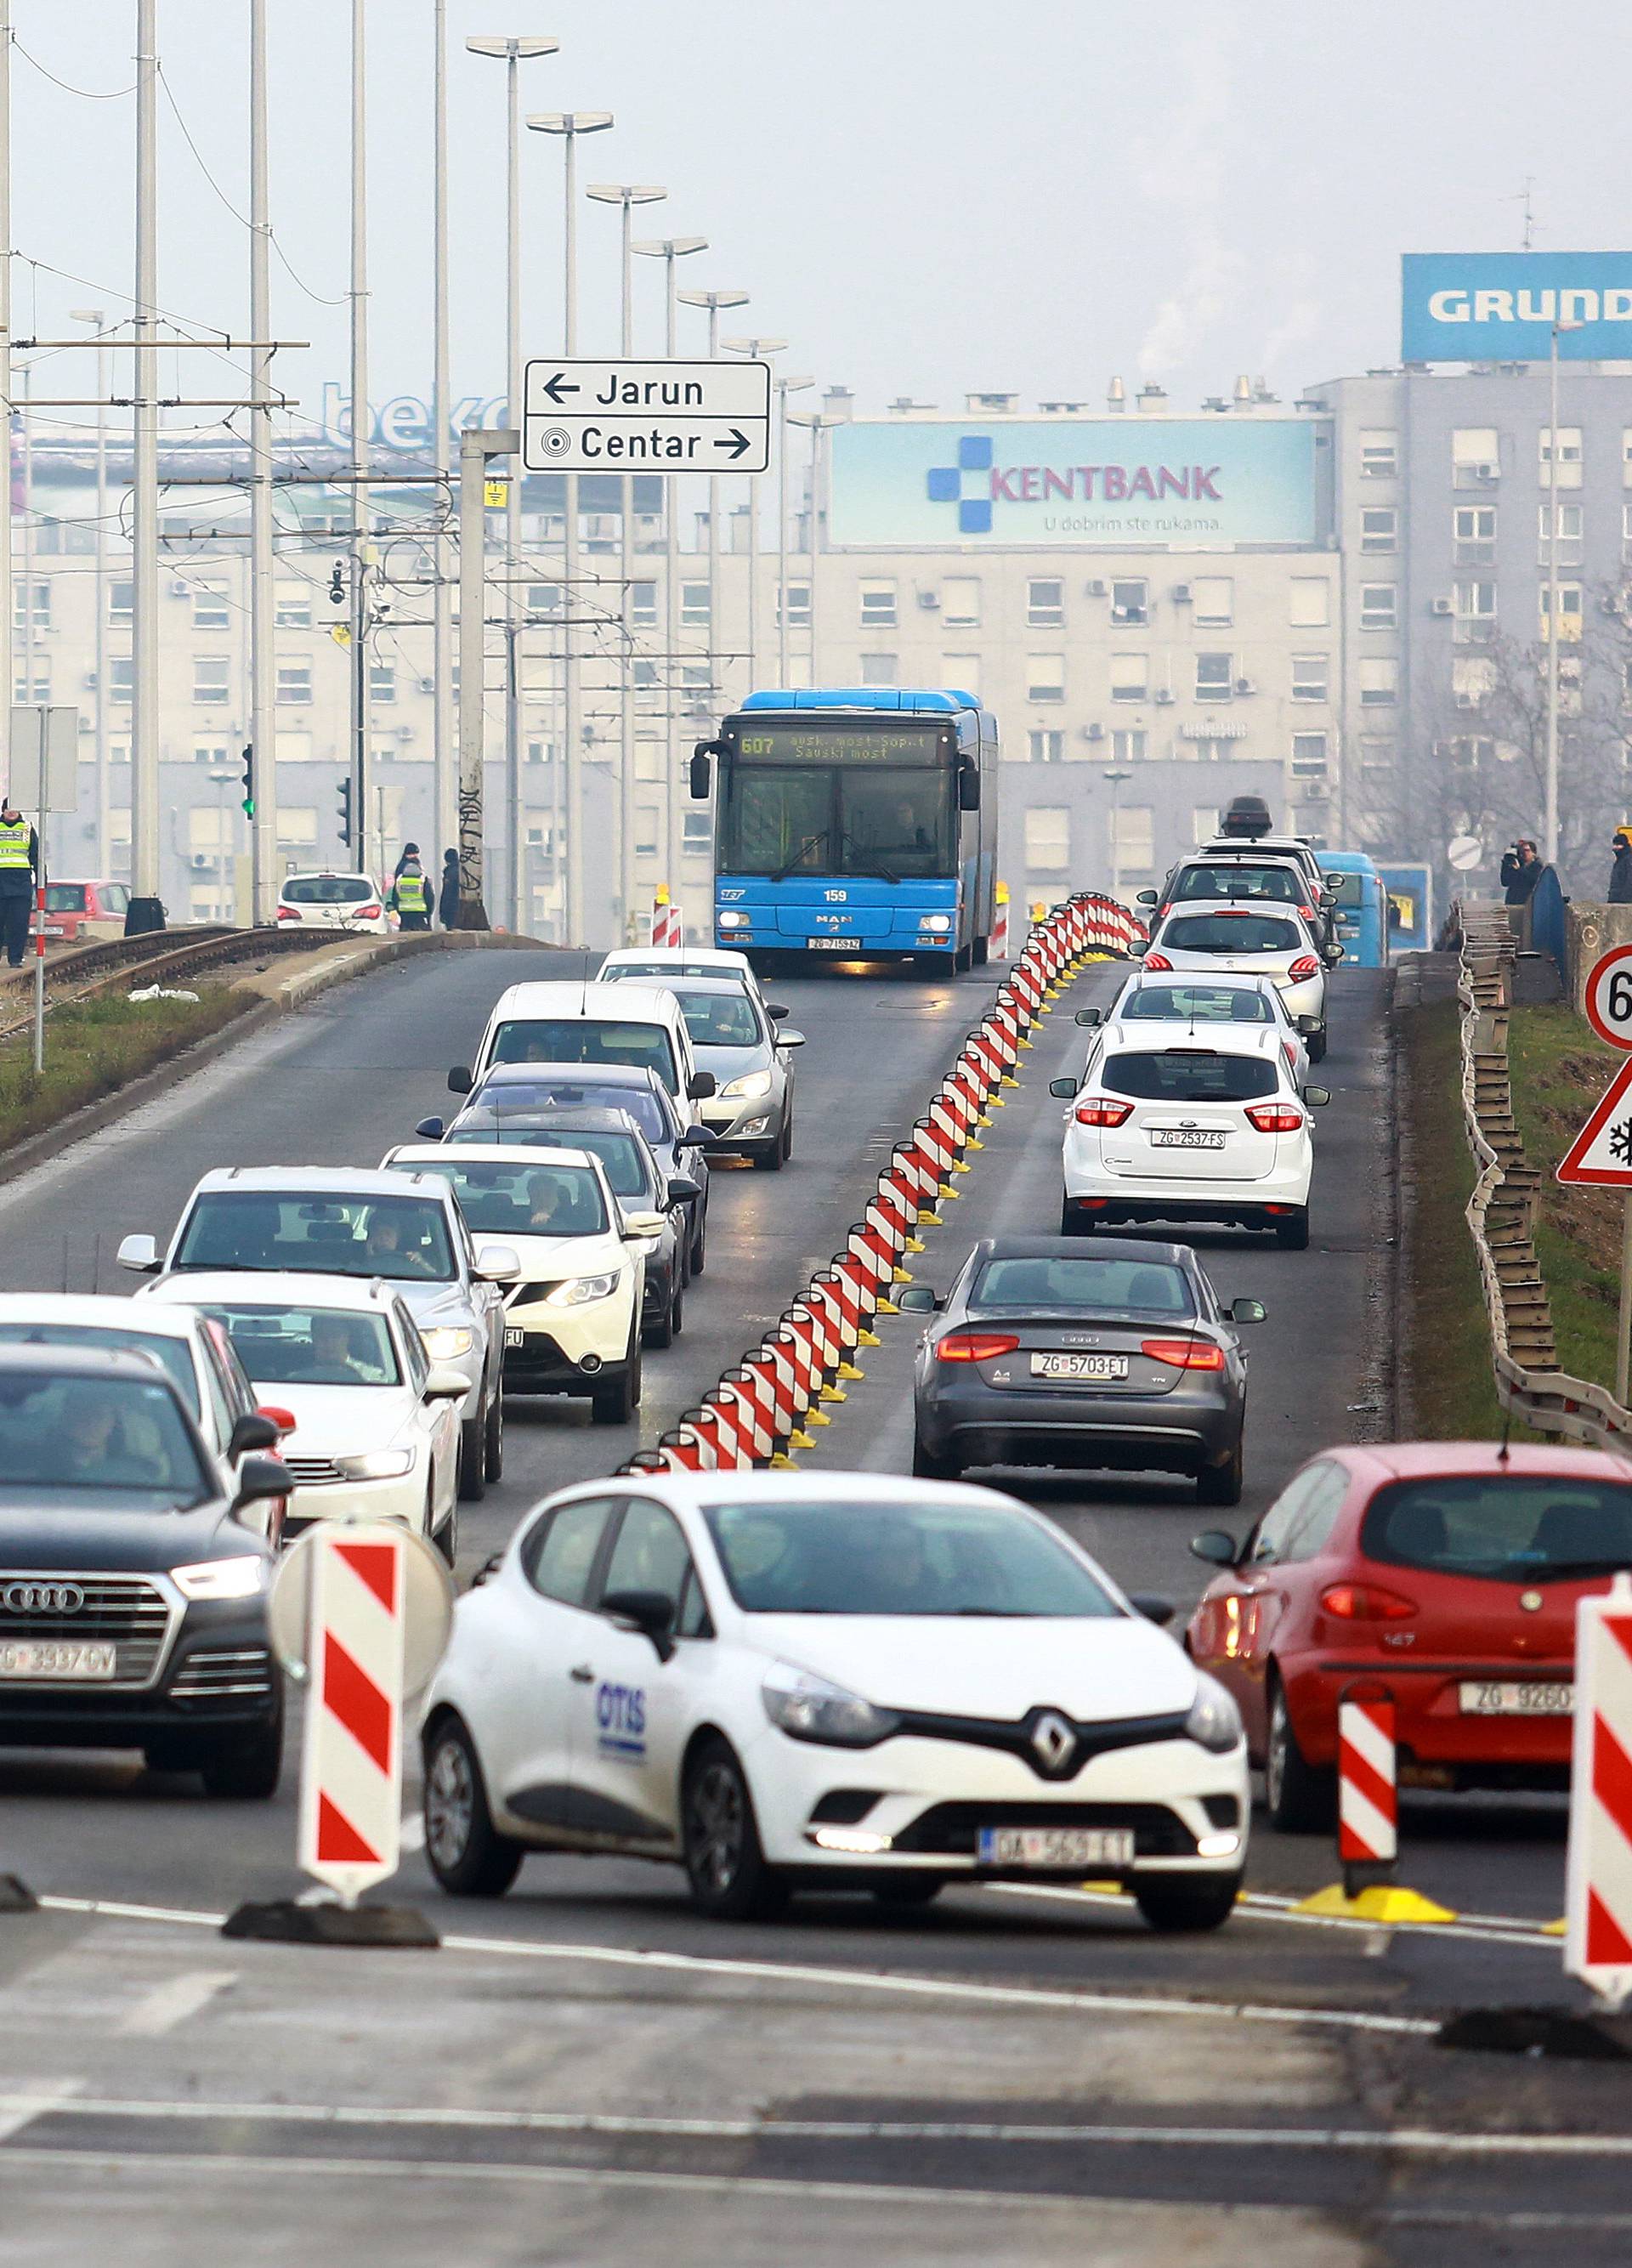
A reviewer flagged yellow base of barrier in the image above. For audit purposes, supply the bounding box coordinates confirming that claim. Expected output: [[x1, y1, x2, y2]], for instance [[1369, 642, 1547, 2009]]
[[875, 1298, 898, 1315], [789, 1430, 816, 1450], [804, 1409, 831, 1427], [1542, 1917, 1567, 1936], [769, 1453, 797, 1470], [819, 1385, 847, 1404], [858, 1329, 881, 1347], [917, 1208, 940, 1226], [1292, 1882, 1457, 1925], [837, 1362, 864, 1382]]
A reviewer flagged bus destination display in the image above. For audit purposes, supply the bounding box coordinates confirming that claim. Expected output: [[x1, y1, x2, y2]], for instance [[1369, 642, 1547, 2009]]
[[733, 728, 944, 767]]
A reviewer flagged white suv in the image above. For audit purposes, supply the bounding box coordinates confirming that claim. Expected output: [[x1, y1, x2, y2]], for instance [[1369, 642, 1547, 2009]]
[[1051, 1022, 1329, 1250]]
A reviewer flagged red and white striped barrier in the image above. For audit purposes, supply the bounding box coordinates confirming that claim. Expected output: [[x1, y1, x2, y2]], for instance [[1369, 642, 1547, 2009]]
[[650, 891, 683, 948], [1338, 1692, 1398, 1885], [1567, 1573, 1632, 2004], [298, 1530, 407, 1906], [989, 889, 1010, 961]]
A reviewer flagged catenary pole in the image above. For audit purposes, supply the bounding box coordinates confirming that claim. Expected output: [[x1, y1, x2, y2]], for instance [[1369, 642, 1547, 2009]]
[[0, 1, 11, 815], [349, 0, 370, 870], [432, 0, 455, 893], [130, 0, 162, 917], [247, 0, 276, 921]]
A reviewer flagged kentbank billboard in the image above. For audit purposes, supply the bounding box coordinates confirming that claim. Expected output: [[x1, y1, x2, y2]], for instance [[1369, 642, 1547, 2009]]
[[827, 417, 1319, 548], [1402, 252, 1632, 363]]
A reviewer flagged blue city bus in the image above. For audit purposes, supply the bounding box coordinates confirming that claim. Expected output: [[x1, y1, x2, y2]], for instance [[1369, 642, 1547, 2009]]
[[690, 688, 1000, 969], [1318, 850, 1391, 967]]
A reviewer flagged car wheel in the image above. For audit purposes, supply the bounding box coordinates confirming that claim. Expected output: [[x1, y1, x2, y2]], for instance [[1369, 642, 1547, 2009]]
[[1273, 1210, 1311, 1251], [458, 1415, 487, 1501], [1133, 1871, 1242, 1933], [1307, 1030, 1327, 1063], [1060, 1198, 1094, 1238], [423, 1714, 523, 1897], [1196, 1434, 1244, 1507], [670, 1276, 685, 1339], [872, 1876, 942, 1908], [753, 1125, 785, 1171], [681, 1737, 787, 1921], [434, 1498, 458, 1568], [591, 1334, 641, 1425], [912, 1432, 960, 1480], [643, 1287, 675, 1350], [1264, 1675, 1336, 1833], [199, 1707, 284, 1801], [483, 1391, 505, 1482], [690, 1210, 707, 1276]]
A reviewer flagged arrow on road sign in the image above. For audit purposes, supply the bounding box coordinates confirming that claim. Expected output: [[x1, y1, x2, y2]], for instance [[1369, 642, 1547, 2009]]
[[1558, 1058, 1632, 1187], [536, 371, 579, 405], [715, 427, 751, 460]]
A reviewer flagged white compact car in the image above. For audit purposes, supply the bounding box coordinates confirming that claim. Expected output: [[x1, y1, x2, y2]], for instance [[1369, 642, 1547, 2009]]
[[422, 1471, 1249, 1931], [141, 1273, 465, 1558], [664, 975, 804, 1169], [1052, 1019, 1327, 1250], [598, 945, 769, 1014], [1141, 901, 1330, 1058], [1090, 972, 1318, 1091], [381, 1143, 664, 1426], [275, 870, 389, 933]]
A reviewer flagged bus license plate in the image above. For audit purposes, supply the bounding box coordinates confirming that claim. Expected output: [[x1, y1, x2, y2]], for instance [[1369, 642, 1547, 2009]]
[[1031, 1352, 1129, 1381], [1151, 1129, 1225, 1148], [808, 937, 857, 950]]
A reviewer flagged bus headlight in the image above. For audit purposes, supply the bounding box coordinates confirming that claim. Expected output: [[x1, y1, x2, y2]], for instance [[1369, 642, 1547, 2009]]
[[919, 914, 954, 933], [717, 910, 749, 930]]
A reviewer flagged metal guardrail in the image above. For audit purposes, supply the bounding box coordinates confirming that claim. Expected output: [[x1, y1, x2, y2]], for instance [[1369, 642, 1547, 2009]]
[[1458, 903, 1632, 1456]]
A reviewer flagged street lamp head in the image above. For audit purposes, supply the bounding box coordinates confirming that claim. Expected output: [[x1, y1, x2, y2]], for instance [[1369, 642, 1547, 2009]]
[[70, 307, 108, 326], [722, 337, 788, 356], [779, 375, 815, 394], [586, 183, 667, 207], [527, 111, 614, 134], [632, 237, 708, 258], [466, 35, 560, 59], [677, 288, 750, 311]]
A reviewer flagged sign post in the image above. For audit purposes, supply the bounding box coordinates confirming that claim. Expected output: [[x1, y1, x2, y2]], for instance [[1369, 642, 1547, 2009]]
[[1560, 947, 1632, 1402], [522, 358, 771, 475]]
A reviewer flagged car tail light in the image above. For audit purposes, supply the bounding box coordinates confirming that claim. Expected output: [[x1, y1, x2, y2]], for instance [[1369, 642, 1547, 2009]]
[[1319, 1583, 1417, 1621], [1298, 903, 1314, 921], [1282, 1040, 1299, 1069], [276, 905, 300, 921], [357, 904, 382, 919], [1287, 953, 1319, 980], [1245, 1103, 1305, 1133], [1142, 951, 1173, 972], [1074, 1096, 1134, 1127], [935, 1331, 1021, 1364], [1140, 1337, 1227, 1370]]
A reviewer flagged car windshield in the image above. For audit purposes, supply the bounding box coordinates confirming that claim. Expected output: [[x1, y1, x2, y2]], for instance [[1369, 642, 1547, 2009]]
[[1118, 984, 1273, 1027], [972, 1256, 1193, 1318], [43, 884, 88, 913], [204, 1304, 401, 1387], [1171, 865, 1306, 906], [1102, 1050, 1279, 1103], [0, 1370, 210, 1503], [173, 1192, 455, 1281], [475, 1126, 648, 1199], [0, 1323, 197, 1411], [607, 961, 745, 987], [1161, 913, 1303, 955], [704, 1498, 1119, 1617], [283, 876, 372, 905], [490, 1018, 677, 1088], [676, 990, 760, 1047], [1362, 1477, 1632, 1583], [462, 1079, 669, 1144], [404, 1160, 609, 1238]]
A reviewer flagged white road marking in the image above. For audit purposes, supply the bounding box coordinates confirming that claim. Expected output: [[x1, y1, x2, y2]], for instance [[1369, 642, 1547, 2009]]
[[116, 1970, 237, 2038], [0, 2080, 82, 2144], [982, 1880, 1556, 1950]]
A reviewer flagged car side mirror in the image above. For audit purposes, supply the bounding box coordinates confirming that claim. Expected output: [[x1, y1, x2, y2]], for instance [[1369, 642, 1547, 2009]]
[[767, 1004, 790, 1020], [447, 1065, 473, 1096], [1127, 1591, 1176, 1627], [1189, 1529, 1238, 1568], [414, 1116, 445, 1140], [683, 1124, 717, 1147], [602, 1585, 677, 1664], [897, 1285, 938, 1313], [423, 1365, 469, 1399], [1295, 1016, 1321, 1036], [688, 1071, 717, 1100], [1322, 881, 1341, 901], [1136, 889, 1159, 907], [776, 1029, 807, 1048], [667, 1177, 701, 1205], [231, 1454, 288, 1515], [1228, 1297, 1266, 1324], [473, 1243, 520, 1282], [1048, 1076, 1079, 1099], [621, 1210, 669, 1240], [116, 1233, 161, 1275], [1322, 945, 1343, 966], [1304, 1086, 1330, 1108], [1074, 1006, 1102, 1026], [227, 1412, 280, 1460]]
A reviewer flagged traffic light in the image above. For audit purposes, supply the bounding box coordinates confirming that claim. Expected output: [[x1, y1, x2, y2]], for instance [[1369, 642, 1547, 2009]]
[[337, 778, 353, 850], [329, 560, 346, 607], [240, 743, 255, 819]]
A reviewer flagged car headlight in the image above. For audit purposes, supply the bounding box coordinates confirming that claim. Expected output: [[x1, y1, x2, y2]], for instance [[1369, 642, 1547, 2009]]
[[421, 1326, 474, 1360], [335, 1449, 416, 1480], [546, 1271, 622, 1307], [918, 914, 954, 933], [762, 1661, 899, 1749], [720, 1068, 774, 1100], [1185, 1673, 1243, 1754], [172, 1556, 268, 1602], [717, 910, 748, 930]]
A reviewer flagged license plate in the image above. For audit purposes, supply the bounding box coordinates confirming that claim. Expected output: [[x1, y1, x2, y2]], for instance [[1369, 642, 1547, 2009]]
[[1150, 1129, 1226, 1149], [808, 937, 857, 951], [977, 1827, 1135, 1869], [504, 1326, 525, 1349], [1030, 1352, 1129, 1381], [0, 1641, 117, 1681], [1459, 1680, 1572, 1715]]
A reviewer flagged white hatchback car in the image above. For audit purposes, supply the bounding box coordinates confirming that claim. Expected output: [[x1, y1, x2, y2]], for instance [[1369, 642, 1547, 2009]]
[[1052, 1020, 1328, 1250], [141, 1273, 465, 1557], [275, 870, 389, 934], [421, 1471, 1250, 1933], [1090, 972, 1318, 1091], [1142, 901, 1331, 1058]]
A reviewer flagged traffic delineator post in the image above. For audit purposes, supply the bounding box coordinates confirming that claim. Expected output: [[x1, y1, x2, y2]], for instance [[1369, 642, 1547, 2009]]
[[1565, 1570, 1632, 2010], [651, 886, 683, 949], [1291, 1684, 1456, 1924]]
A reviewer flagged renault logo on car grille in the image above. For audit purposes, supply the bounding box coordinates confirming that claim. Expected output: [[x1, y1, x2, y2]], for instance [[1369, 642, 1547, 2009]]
[[3, 1581, 85, 1615], [1028, 1710, 1077, 1778]]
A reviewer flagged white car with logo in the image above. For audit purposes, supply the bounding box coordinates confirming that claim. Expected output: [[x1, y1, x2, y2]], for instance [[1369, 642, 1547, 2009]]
[[140, 1273, 465, 1557], [1053, 1019, 1328, 1250], [1089, 972, 1318, 1091], [1140, 900, 1331, 1057], [420, 1471, 1250, 1933]]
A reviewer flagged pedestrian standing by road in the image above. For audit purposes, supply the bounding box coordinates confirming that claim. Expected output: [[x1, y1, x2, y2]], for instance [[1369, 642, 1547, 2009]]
[[1500, 837, 1542, 905], [439, 848, 460, 931], [1609, 828, 1632, 905], [0, 794, 40, 970], [390, 854, 433, 932], [393, 840, 422, 882]]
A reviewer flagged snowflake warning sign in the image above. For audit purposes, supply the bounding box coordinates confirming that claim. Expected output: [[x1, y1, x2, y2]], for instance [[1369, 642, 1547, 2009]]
[[1557, 1058, 1632, 1188]]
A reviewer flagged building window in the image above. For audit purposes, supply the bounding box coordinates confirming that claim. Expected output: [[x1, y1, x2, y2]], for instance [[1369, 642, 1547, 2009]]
[[192, 741, 229, 768], [1359, 429, 1397, 479], [1111, 729, 1147, 764], [1453, 504, 1496, 564], [1540, 425, 1584, 489], [779, 581, 811, 628], [1540, 582, 1584, 641], [630, 580, 658, 629], [13, 660, 48, 703], [1026, 577, 1064, 628], [941, 576, 980, 628], [859, 579, 897, 628], [1027, 653, 1065, 704], [1028, 730, 1063, 763], [1290, 654, 1329, 703], [1185, 735, 1237, 763], [943, 654, 980, 695], [1024, 806, 1069, 872], [12, 579, 49, 633], [193, 656, 230, 706], [1110, 578, 1148, 627], [526, 582, 563, 621], [1290, 731, 1329, 778], [1289, 577, 1330, 628], [1109, 652, 1147, 704], [1538, 502, 1584, 566], [1195, 652, 1233, 702], [680, 581, 710, 628], [1453, 579, 1498, 641], [1453, 655, 1497, 706], [274, 581, 313, 629], [276, 659, 313, 706], [108, 579, 134, 628], [1359, 737, 1395, 773], [369, 661, 395, 705], [1360, 508, 1397, 553], [683, 810, 711, 853], [858, 651, 897, 686], [1358, 656, 1398, 707], [1191, 576, 1232, 627], [1359, 582, 1397, 631], [191, 580, 231, 632], [109, 655, 133, 703], [1113, 804, 1154, 873], [1452, 428, 1500, 486], [634, 805, 660, 860]]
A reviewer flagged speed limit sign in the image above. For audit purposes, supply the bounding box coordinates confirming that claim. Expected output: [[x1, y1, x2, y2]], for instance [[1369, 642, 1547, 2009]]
[[1584, 946, 1632, 1052]]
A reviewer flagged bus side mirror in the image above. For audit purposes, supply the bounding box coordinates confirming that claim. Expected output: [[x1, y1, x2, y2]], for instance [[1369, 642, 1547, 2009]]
[[957, 763, 980, 812], [691, 739, 722, 801]]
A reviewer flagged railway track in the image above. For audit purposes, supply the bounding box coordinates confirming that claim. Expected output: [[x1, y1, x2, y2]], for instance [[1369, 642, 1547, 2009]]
[[0, 925, 322, 1048]]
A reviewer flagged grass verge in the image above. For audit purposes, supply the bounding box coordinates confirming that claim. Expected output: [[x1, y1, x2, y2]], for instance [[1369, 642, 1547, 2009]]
[[1508, 1001, 1624, 1394], [1400, 997, 1504, 1438], [0, 986, 254, 1154]]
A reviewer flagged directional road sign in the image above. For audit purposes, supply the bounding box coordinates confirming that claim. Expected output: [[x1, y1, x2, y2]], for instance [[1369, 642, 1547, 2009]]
[[523, 357, 771, 473], [1557, 1058, 1632, 1187], [1584, 944, 1632, 1052]]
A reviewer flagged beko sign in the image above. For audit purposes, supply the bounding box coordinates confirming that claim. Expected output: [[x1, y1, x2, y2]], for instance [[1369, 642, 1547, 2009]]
[[1402, 253, 1632, 362]]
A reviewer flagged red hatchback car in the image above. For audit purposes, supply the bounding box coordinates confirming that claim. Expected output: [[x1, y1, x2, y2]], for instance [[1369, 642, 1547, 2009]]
[[1184, 1441, 1632, 1829], [30, 878, 131, 944]]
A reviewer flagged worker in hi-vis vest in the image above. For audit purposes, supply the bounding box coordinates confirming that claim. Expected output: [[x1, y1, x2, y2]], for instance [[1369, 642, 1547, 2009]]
[[0, 794, 40, 969], [390, 855, 433, 931]]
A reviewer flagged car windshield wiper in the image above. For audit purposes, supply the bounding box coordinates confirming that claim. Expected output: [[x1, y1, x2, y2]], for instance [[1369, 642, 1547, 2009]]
[[771, 831, 829, 883]]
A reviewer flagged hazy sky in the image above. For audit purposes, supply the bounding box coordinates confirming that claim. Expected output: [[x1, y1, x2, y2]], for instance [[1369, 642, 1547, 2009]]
[[11, 0, 1632, 438]]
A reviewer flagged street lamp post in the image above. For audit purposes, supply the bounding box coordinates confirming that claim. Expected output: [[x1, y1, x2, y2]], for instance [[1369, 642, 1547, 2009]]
[[349, 0, 370, 876], [529, 114, 613, 941], [207, 768, 237, 921], [246, 0, 276, 921], [468, 37, 559, 937], [678, 288, 749, 728], [1544, 318, 1582, 872], [774, 373, 813, 684], [787, 409, 838, 684], [71, 310, 110, 874], [432, 2, 455, 882], [633, 233, 706, 923], [588, 181, 666, 941], [130, 0, 161, 921], [722, 336, 787, 698], [1103, 767, 1132, 902]]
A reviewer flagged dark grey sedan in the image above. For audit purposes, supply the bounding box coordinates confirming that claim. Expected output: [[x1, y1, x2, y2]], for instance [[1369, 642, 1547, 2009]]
[[902, 1236, 1262, 1505]]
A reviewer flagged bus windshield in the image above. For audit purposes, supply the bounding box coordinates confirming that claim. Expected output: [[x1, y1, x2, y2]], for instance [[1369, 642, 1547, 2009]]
[[719, 757, 955, 879]]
